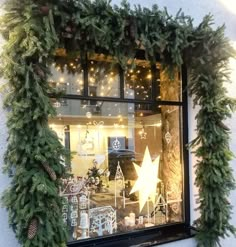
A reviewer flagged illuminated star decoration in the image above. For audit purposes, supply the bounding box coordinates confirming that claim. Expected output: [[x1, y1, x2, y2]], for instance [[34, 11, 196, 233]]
[[130, 146, 161, 212]]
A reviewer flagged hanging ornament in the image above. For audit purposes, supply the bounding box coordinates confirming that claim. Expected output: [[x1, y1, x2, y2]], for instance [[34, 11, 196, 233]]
[[80, 123, 94, 152], [165, 120, 172, 144], [79, 195, 88, 210], [93, 120, 104, 147], [71, 196, 78, 204], [112, 137, 121, 150], [93, 120, 104, 128], [54, 101, 61, 108], [86, 111, 92, 118], [139, 121, 147, 140]]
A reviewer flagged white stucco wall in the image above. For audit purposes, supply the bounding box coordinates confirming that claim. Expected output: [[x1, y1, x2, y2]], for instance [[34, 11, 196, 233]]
[[0, 0, 235, 247]]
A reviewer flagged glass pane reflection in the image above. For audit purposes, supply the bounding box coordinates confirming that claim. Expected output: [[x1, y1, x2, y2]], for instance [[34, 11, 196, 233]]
[[88, 60, 120, 98], [124, 64, 152, 100], [49, 63, 84, 95], [49, 100, 184, 242]]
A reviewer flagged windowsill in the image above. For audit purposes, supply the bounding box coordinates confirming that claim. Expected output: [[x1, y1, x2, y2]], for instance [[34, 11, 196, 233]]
[[67, 223, 196, 247]]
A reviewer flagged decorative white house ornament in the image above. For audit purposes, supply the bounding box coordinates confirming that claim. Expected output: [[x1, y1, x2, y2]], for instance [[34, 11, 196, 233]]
[[130, 146, 161, 211], [89, 206, 117, 236], [114, 162, 125, 207], [71, 211, 78, 219], [79, 195, 87, 209], [112, 137, 121, 150], [71, 196, 78, 204]]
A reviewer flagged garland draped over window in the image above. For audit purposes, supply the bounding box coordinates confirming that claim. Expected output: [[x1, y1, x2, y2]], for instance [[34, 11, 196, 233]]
[[0, 0, 235, 246]]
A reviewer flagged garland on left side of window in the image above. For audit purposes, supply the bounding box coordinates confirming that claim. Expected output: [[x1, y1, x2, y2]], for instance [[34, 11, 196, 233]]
[[0, 1, 69, 246]]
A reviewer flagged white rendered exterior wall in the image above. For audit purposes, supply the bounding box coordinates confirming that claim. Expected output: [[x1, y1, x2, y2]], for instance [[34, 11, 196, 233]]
[[0, 0, 235, 246]]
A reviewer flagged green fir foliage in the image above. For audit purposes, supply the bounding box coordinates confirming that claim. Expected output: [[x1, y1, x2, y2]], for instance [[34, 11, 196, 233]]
[[0, 0, 235, 247]]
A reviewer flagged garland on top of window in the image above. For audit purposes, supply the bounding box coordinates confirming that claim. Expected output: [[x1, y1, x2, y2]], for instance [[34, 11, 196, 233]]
[[0, 0, 235, 246]]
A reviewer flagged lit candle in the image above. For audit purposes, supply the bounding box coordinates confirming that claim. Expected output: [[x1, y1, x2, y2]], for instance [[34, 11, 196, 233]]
[[124, 216, 130, 226], [80, 212, 88, 229], [138, 216, 144, 225], [129, 212, 135, 226]]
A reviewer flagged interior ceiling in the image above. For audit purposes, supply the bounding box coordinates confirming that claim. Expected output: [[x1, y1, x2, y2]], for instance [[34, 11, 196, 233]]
[[48, 114, 162, 127]]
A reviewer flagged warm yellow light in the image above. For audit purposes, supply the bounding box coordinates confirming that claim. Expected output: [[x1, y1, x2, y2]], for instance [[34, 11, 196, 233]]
[[218, 0, 236, 15], [130, 146, 161, 211], [89, 77, 95, 83], [49, 124, 55, 129], [59, 77, 64, 82], [147, 74, 152, 79]]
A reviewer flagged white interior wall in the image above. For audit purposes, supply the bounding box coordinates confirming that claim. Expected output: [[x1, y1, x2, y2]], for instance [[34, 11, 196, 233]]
[[0, 0, 235, 246]]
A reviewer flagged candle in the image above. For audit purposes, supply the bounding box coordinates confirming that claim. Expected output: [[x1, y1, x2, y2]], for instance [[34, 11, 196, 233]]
[[138, 216, 143, 225], [80, 212, 88, 229], [124, 216, 130, 226], [129, 212, 135, 226]]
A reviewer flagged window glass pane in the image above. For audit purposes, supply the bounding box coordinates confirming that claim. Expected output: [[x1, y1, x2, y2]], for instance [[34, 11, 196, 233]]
[[124, 61, 152, 100], [49, 60, 84, 95], [88, 58, 120, 98], [49, 100, 184, 242], [159, 68, 182, 102]]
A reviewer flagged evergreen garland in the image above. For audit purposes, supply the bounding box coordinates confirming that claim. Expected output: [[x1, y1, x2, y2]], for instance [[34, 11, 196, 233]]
[[0, 0, 235, 247]]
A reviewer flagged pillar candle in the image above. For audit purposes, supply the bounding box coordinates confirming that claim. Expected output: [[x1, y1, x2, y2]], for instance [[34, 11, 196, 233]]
[[129, 212, 135, 226], [80, 212, 88, 228], [124, 216, 130, 226]]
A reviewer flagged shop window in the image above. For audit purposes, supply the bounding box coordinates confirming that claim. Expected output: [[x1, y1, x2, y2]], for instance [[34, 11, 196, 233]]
[[49, 54, 189, 246]]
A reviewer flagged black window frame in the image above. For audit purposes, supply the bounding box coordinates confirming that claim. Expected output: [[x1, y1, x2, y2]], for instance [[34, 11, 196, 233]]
[[51, 51, 194, 247]]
